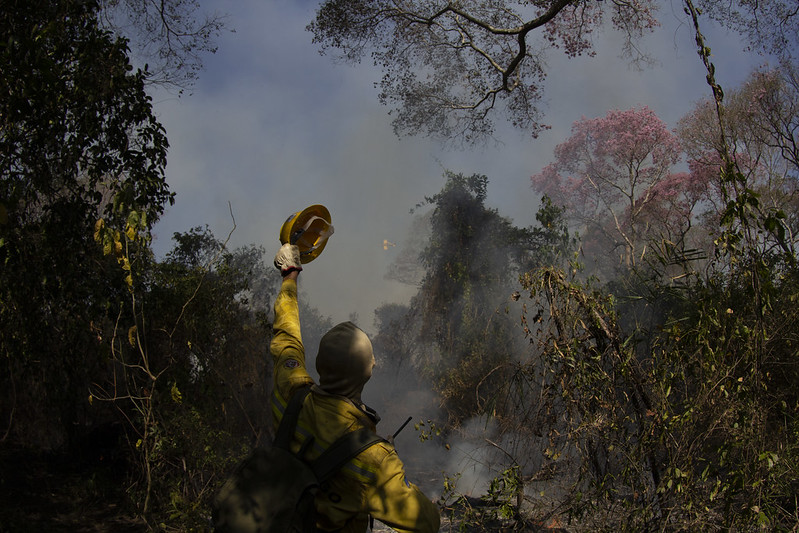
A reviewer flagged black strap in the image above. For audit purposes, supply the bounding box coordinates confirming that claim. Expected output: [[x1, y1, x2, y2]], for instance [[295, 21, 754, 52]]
[[274, 385, 312, 450], [274, 385, 386, 483], [312, 428, 387, 483]]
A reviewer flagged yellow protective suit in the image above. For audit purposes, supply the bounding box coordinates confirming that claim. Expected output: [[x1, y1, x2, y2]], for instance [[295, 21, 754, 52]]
[[270, 278, 441, 533]]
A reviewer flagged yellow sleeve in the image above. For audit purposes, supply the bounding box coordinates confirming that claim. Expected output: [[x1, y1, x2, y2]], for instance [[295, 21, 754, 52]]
[[365, 448, 441, 533], [270, 278, 313, 405]]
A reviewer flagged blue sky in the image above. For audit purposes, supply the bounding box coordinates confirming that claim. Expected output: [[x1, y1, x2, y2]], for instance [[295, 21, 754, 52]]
[[149, 0, 770, 329]]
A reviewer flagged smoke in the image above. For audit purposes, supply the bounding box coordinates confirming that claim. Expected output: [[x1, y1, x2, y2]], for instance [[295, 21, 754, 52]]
[[333, 179, 555, 502], [149, 0, 768, 324], [144, 0, 777, 514]]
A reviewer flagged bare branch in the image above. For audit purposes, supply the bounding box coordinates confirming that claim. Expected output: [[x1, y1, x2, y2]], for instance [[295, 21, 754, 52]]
[[309, 0, 660, 144]]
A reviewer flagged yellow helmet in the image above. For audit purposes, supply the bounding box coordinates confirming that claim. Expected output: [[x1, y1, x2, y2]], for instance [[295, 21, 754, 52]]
[[279, 204, 334, 264]]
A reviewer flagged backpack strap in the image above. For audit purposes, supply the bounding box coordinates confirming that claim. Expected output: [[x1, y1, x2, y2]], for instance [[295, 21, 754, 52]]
[[312, 428, 387, 484], [274, 385, 312, 450], [275, 386, 386, 483]]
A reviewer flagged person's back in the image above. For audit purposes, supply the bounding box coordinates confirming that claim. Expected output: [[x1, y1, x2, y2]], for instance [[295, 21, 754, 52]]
[[271, 244, 440, 533]]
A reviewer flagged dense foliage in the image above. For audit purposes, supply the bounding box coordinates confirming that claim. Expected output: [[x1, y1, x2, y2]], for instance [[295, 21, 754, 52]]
[[0, 2, 258, 527], [421, 6, 799, 530], [1, 0, 172, 450], [90, 224, 279, 522]]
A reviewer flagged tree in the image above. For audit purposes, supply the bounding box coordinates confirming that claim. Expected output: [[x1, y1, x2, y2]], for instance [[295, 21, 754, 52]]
[[695, 0, 799, 63], [1, 0, 172, 448], [503, 11, 799, 528], [371, 174, 580, 527], [378, 172, 569, 423], [677, 65, 799, 257], [98, 0, 228, 91], [531, 106, 690, 273], [308, 0, 799, 146], [746, 63, 799, 176], [308, 0, 659, 145], [90, 225, 280, 523]]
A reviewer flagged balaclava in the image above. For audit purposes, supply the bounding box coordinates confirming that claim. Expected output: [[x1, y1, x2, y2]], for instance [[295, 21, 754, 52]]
[[316, 321, 375, 402]]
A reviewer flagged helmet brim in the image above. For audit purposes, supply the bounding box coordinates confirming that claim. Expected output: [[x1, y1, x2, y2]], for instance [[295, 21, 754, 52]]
[[279, 204, 334, 264]]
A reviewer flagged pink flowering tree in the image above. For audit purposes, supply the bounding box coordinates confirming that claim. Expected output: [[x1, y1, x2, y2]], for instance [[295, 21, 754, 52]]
[[531, 106, 692, 271]]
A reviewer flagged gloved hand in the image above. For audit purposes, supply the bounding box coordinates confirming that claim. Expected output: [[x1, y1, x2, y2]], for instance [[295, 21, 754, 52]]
[[274, 243, 303, 276]]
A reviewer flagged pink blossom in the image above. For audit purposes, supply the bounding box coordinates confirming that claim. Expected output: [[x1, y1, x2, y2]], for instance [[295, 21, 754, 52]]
[[531, 106, 691, 266]]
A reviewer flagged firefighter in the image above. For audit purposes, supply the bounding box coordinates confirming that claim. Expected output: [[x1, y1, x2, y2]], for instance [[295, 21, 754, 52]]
[[271, 243, 441, 533]]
